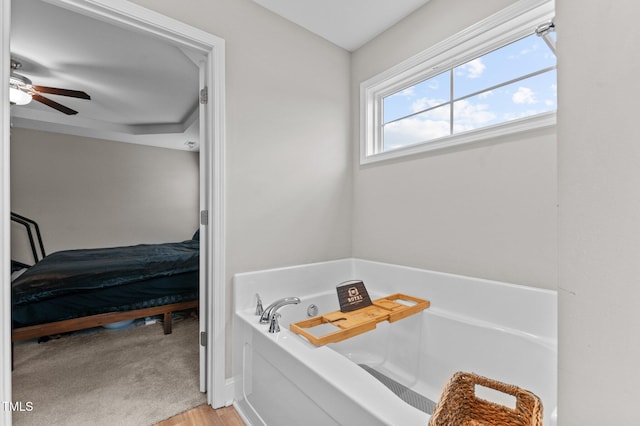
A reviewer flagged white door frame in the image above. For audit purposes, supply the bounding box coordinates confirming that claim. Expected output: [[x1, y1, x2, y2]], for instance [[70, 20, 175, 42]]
[[0, 1, 228, 423]]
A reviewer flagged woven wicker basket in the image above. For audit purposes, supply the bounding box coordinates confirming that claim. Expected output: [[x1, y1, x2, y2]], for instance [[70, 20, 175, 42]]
[[429, 372, 542, 426]]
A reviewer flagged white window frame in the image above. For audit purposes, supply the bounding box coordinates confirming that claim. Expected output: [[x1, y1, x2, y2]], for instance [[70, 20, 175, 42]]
[[360, 0, 555, 164]]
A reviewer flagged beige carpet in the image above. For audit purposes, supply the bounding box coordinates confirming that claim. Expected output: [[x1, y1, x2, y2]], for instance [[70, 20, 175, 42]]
[[12, 314, 206, 426]]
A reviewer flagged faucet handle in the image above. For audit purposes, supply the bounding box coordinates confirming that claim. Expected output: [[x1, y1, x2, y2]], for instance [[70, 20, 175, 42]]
[[255, 293, 264, 316], [268, 313, 281, 333]]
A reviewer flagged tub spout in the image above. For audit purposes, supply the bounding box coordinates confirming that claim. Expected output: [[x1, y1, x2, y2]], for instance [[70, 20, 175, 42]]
[[259, 297, 301, 324]]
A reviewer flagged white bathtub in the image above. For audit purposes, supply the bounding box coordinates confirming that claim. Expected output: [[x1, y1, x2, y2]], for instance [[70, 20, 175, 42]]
[[233, 259, 557, 425]]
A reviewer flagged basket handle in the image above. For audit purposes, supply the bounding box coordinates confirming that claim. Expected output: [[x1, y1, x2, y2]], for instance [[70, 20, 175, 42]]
[[471, 374, 542, 422]]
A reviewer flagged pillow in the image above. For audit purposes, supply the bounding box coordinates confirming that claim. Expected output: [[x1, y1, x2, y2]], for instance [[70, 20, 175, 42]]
[[192, 229, 200, 241]]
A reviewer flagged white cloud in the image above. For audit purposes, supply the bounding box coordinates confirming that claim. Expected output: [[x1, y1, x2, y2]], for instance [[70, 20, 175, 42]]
[[512, 87, 537, 104], [508, 39, 541, 59], [454, 100, 497, 131], [384, 115, 450, 150], [457, 58, 486, 79], [385, 87, 415, 102], [383, 97, 505, 149], [400, 87, 415, 97], [411, 97, 446, 113]]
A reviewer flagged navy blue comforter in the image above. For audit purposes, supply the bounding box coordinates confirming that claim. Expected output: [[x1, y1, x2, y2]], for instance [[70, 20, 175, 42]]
[[12, 239, 199, 306]]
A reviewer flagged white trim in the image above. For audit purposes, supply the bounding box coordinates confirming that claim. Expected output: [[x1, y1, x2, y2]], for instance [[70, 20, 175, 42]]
[[198, 60, 207, 393], [0, 1, 229, 422], [360, 0, 555, 164], [1, 0, 12, 424], [206, 34, 231, 408]]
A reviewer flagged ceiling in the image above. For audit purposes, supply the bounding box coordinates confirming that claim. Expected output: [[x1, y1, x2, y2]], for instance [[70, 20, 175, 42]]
[[253, 0, 432, 51], [10, 0, 201, 151], [9, 0, 431, 151]]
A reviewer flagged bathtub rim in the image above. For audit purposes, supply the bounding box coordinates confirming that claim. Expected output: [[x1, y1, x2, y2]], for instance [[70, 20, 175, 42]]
[[234, 257, 557, 342]]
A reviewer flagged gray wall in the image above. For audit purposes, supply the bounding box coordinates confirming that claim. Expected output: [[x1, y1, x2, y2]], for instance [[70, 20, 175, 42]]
[[130, 0, 353, 281], [10, 128, 199, 264], [351, 0, 557, 290], [557, 0, 640, 423]]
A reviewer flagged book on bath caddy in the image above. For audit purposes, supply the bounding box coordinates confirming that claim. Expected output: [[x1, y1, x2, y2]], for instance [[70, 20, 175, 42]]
[[336, 280, 373, 313]]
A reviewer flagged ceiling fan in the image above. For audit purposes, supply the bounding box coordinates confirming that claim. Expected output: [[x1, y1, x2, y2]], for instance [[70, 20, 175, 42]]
[[9, 59, 90, 115]]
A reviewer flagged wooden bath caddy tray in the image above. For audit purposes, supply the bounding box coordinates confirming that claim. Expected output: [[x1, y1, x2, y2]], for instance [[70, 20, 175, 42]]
[[290, 293, 430, 346]]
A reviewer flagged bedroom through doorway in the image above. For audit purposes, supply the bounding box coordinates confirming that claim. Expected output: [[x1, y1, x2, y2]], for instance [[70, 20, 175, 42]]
[[1, 0, 227, 423]]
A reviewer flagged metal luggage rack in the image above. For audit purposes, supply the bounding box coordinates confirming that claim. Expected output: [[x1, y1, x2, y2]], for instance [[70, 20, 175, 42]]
[[11, 212, 46, 270]]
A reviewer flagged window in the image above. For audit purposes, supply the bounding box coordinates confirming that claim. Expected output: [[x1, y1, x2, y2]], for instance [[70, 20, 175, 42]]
[[361, 0, 556, 164]]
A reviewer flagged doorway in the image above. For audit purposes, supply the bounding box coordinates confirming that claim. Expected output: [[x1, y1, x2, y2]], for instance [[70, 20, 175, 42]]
[[0, 0, 227, 423]]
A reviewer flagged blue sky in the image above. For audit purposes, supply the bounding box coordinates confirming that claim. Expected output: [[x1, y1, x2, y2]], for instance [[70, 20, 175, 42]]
[[383, 33, 557, 151]]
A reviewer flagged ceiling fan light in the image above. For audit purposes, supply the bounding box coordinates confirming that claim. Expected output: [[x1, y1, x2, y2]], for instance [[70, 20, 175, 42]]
[[9, 86, 32, 105]]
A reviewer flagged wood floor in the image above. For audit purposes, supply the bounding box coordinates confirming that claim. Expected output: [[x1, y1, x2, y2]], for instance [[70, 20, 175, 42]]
[[155, 404, 245, 426]]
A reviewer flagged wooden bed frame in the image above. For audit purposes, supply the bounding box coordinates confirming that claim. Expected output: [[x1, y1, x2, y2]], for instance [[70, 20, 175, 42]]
[[12, 300, 198, 342], [10, 214, 200, 343]]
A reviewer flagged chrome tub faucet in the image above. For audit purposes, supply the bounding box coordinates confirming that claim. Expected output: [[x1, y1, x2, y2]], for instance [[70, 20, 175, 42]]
[[259, 297, 301, 332]]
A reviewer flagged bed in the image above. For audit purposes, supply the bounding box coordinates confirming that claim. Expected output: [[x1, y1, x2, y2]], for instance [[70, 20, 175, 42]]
[[11, 223, 199, 342]]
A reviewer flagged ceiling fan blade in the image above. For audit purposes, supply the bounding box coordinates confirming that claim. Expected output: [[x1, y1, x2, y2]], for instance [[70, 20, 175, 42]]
[[33, 85, 90, 100], [32, 94, 79, 115]]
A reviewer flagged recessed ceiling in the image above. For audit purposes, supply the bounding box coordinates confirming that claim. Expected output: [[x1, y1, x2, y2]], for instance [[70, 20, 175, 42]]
[[9, 0, 432, 150], [10, 0, 201, 151], [253, 0, 432, 51]]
